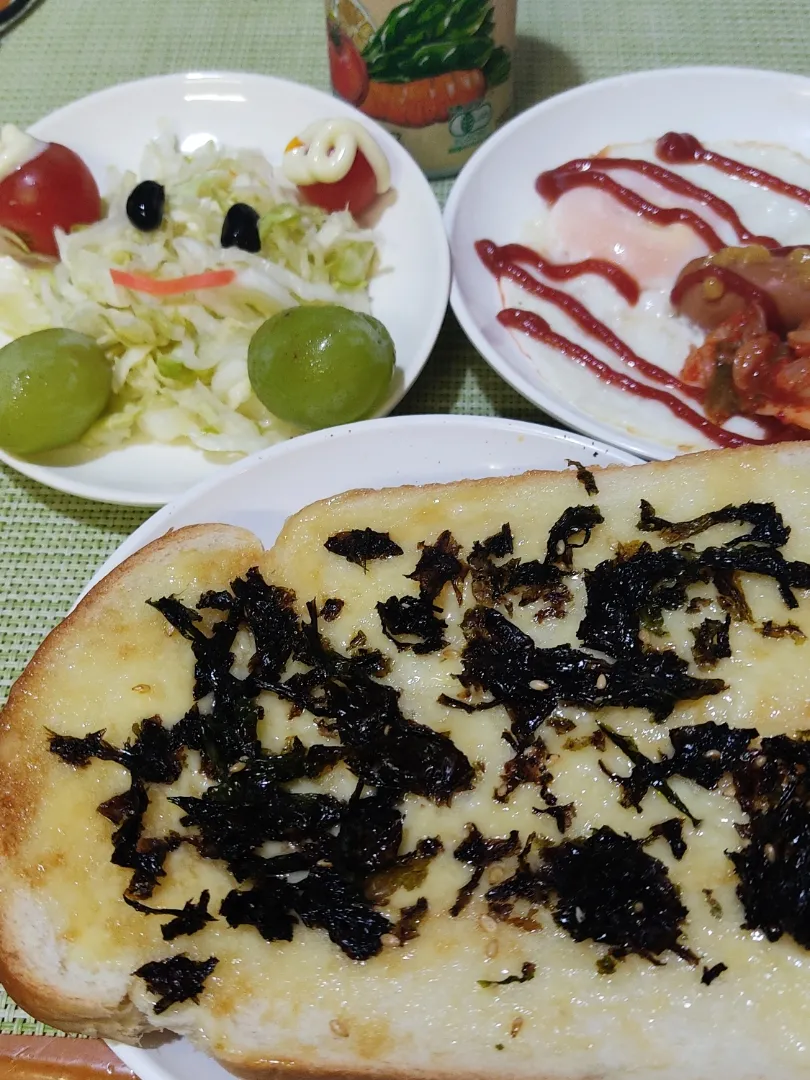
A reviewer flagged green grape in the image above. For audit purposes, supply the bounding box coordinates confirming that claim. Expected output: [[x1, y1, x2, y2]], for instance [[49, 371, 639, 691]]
[[248, 305, 396, 431], [0, 328, 111, 455]]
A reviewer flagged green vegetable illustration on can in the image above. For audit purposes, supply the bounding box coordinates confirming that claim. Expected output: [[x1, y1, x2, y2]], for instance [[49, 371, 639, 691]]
[[326, 0, 516, 177]]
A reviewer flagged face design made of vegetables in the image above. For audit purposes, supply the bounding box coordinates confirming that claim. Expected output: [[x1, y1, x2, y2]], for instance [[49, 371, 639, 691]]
[[326, 0, 515, 176]]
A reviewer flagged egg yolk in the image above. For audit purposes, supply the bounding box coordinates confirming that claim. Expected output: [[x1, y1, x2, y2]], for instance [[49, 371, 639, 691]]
[[543, 186, 710, 290]]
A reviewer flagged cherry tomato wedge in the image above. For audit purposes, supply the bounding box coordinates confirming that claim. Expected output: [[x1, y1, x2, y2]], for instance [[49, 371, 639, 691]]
[[296, 148, 379, 217], [0, 142, 101, 258]]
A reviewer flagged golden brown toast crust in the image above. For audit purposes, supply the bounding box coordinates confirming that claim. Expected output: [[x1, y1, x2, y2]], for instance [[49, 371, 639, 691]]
[[269, 439, 794, 535]]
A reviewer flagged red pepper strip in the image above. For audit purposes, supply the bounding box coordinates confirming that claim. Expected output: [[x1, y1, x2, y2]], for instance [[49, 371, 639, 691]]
[[110, 267, 236, 295]]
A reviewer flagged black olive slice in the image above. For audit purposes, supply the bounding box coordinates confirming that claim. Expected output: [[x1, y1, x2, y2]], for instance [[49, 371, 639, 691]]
[[221, 203, 261, 253], [126, 180, 166, 231]]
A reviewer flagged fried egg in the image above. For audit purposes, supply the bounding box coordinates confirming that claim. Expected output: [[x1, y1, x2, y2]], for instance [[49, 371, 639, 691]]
[[504, 139, 810, 455]]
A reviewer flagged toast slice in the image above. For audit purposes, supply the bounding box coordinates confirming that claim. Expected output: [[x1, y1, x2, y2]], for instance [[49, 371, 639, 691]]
[[3, 444, 810, 1079]]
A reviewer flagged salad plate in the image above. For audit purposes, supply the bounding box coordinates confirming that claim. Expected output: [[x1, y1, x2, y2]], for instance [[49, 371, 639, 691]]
[[0, 71, 450, 506], [73, 412, 638, 1079], [445, 66, 810, 461]]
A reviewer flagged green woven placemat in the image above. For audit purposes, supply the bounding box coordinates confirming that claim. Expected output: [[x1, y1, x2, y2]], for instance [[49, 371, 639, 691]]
[[0, 997, 75, 1037], [1, 0, 809, 1042]]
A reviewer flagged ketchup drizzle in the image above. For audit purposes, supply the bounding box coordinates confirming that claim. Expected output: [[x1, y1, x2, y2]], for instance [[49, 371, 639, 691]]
[[477, 240, 701, 400], [657, 132, 810, 208], [478, 242, 807, 448], [488, 241, 640, 305], [537, 156, 779, 248], [497, 308, 760, 448], [537, 166, 727, 252]]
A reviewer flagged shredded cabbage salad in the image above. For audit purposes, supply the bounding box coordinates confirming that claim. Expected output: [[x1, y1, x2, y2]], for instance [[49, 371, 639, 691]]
[[0, 134, 380, 455]]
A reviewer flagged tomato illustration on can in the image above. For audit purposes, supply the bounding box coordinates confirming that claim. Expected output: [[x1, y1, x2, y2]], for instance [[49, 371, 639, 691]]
[[325, 0, 516, 178], [327, 18, 371, 107]]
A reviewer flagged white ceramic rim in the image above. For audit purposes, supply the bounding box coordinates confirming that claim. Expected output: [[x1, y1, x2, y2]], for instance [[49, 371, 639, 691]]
[[83, 412, 641, 597]]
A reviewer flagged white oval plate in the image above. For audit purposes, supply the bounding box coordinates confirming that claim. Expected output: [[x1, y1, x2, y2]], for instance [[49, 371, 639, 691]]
[[0, 72, 449, 506], [445, 66, 810, 461], [85, 413, 640, 594], [76, 413, 639, 1080]]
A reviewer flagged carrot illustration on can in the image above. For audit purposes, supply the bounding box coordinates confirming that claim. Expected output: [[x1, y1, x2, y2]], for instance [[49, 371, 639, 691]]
[[326, 0, 515, 177]]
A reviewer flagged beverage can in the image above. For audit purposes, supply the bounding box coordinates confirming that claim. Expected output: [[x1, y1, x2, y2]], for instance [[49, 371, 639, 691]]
[[325, 0, 516, 178]]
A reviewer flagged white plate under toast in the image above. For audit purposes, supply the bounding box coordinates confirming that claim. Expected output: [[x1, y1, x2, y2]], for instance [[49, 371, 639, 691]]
[[77, 414, 640, 1080], [0, 72, 449, 506], [444, 66, 810, 460]]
